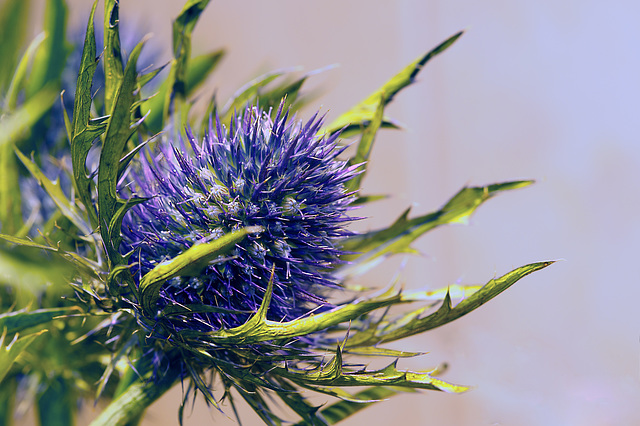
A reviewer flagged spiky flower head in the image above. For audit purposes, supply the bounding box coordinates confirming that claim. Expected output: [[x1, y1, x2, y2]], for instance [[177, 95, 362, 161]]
[[122, 104, 357, 338]]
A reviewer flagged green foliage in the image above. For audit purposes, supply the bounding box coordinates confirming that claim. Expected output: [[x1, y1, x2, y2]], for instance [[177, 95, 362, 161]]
[[70, 1, 103, 228], [103, 0, 124, 114], [97, 39, 147, 269], [0, 0, 31, 91], [36, 376, 75, 426], [0, 329, 47, 384], [0, 86, 58, 149], [26, 0, 69, 98], [164, 0, 211, 125], [144, 49, 225, 133], [15, 148, 92, 236], [0, 308, 74, 338]]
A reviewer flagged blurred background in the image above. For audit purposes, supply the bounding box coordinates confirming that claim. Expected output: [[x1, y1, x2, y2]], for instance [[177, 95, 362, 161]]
[[18, 0, 640, 424]]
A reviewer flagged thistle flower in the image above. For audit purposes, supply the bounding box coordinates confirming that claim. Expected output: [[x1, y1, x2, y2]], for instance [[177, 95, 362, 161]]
[[0, 2, 553, 423], [122, 104, 358, 336]]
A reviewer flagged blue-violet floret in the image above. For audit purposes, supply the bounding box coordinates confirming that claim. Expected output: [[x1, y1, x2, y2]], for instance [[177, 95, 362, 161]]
[[122, 104, 358, 334]]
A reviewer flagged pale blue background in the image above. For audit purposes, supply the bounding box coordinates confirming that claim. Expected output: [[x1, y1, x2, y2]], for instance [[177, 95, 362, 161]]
[[29, 0, 640, 424]]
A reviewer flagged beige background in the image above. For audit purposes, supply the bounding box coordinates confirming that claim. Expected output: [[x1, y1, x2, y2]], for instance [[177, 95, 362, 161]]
[[18, 0, 640, 424]]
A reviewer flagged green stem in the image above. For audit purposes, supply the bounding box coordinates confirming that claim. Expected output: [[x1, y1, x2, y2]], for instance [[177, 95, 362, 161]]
[[90, 367, 180, 426], [113, 363, 146, 426], [36, 377, 75, 426]]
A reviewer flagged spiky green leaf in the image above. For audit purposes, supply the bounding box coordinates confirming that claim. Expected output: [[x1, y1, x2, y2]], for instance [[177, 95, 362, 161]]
[[139, 226, 260, 316], [339, 180, 534, 277], [280, 359, 467, 393], [97, 39, 145, 268], [144, 49, 224, 132], [274, 378, 327, 426], [179, 282, 407, 345], [0, 308, 73, 336], [347, 261, 554, 347], [0, 330, 47, 384], [345, 95, 384, 194], [163, 0, 211, 124], [71, 1, 102, 228], [326, 31, 463, 138], [88, 364, 181, 426], [103, 0, 124, 114]]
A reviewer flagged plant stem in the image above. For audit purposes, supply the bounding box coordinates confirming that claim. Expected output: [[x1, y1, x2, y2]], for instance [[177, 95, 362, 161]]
[[89, 367, 180, 426]]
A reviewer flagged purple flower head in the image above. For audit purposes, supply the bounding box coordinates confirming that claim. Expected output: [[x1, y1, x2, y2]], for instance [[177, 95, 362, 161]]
[[122, 103, 358, 336]]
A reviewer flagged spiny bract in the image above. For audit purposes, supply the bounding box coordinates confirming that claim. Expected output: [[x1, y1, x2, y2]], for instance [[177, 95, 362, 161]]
[[122, 104, 358, 336]]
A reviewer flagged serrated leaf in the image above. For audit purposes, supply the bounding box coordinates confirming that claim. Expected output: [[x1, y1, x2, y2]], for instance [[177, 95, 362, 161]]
[[0, 308, 73, 336], [325, 31, 463, 137], [98, 38, 145, 267], [0, 0, 31, 91], [402, 283, 483, 302], [26, 0, 68, 97], [281, 359, 467, 393], [339, 180, 534, 277], [180, 283, 407, 345], [14, 148, 92, 235], [143, 49, 222, 132], [71, 1, 101, 228], [117, 138, 151, 182], [341, 346, 423, 358], [95, 334, 137, 400], [137, 64, 166, 89], [347, 261, 554, 347], [163, 0, 211, 124], [139, 226, 260, 316], [87, 364, 181, 426], [0, 233, 103, 286], [0, 234, 57, 251], [103, 0, 124, 114], [0, 330, 47, 384], [345, 95, 384, 194]]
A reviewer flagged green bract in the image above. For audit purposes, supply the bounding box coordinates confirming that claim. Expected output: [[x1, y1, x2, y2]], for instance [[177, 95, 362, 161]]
[[0, 1, 552, 425]]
